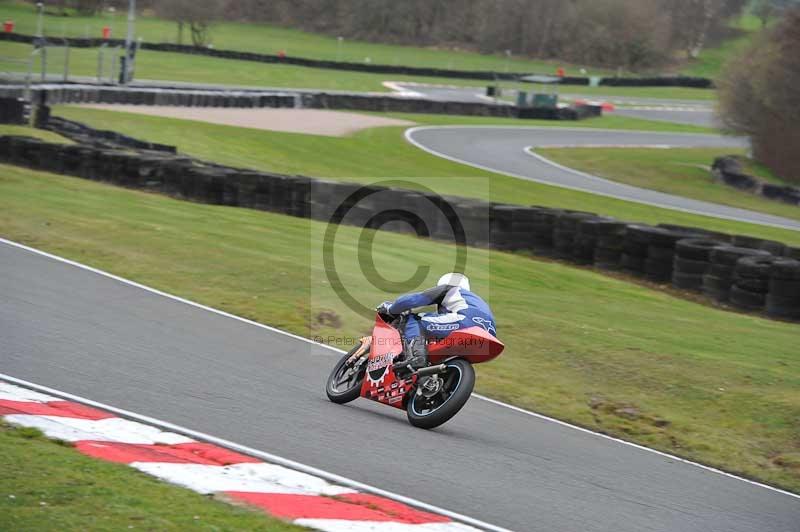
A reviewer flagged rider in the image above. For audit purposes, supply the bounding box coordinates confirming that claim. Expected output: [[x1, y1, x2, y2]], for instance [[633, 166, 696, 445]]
[[377, 273, 497, 371]]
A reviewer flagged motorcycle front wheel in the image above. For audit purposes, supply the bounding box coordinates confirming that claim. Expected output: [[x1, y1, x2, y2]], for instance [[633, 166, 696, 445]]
[[406, 358, 475, 429], [326, 343, 367, 404]]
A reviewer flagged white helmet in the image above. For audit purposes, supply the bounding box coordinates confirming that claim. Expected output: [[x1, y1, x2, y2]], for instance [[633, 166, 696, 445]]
[[437, 272, 470, 291]]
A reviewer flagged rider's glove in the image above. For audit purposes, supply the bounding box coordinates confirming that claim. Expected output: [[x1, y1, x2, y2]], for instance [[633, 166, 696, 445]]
[[376, 300, 395, 316]]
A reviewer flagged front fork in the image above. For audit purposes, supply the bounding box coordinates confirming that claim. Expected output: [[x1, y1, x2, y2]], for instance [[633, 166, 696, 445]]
[[346, 336, 372, 365]]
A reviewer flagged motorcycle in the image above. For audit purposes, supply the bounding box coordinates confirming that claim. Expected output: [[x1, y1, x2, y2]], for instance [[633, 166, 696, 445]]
[[325, 311, 504, 429]]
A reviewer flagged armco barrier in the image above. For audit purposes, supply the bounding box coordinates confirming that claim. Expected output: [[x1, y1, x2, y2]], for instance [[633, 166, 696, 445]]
[[0, 84, 598, 120], [0, 32, 715, 88], [1, 134, 797, 322]]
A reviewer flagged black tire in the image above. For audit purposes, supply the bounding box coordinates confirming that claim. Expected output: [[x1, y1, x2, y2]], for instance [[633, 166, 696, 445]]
[[735, 256, 777, 279], [711, 246, 771, 266], [658, 224, 730, 241], [645, 258, 673, 281], [406, 358, 475, 430], [326, 344, 367, 404], [597, 234, 624, 250], [647, 245, 675, 261], [674, 257, 709, 275], [770, 259, 800, 281], [676, 238, 723, 261], [734, 277, 769, 293], [784, 246, 800, 260], [732, 235, 786, 256], [705, 287, 729, 302], [729, 286, 766, 310], [594, 247, 622, 267], [594, 220, 627, 237], [672, 271, 704, 291], [768, 279, 800, 298], [621, 253, 646, 273], [703, 274, 733, 294], [709, 263, 735, 278], [766, 294, 800, 320]]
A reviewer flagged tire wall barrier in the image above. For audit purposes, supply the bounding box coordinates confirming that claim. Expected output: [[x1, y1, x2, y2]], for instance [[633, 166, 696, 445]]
[[0, 32, 713, 88], [0, 96, 26, 124], [712, 156, 800, 206], [0, 85, 599, 120], [1, 134, 798, 322], [43, 113, 176, 153]]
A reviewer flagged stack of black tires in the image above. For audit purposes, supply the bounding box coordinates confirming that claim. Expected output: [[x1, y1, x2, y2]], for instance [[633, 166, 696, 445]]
[[766, 259, 800, 320], [729, 256, 777, 311], [553, 212, 596, 260], [620, 225, 652, 276], [620, 225, 690, 281], [530, 207, 559, 256], [703, 246, 771, 303], [592, 220, 628, 270], [672, 239, 718, 291]]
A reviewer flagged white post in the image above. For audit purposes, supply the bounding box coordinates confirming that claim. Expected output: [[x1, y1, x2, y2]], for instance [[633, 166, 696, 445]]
[[122, 0, 136, 84], [36, 2, 44, 37]]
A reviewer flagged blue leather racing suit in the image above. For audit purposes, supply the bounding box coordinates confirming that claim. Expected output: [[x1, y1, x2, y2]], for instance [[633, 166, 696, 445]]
[[388, 284, 497, 341]]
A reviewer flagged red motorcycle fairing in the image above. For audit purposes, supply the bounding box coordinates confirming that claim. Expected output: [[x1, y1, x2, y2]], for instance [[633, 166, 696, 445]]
[[360, 314, 415, 410], [359, 314, 505, 410], [428, 326, 504, 364]]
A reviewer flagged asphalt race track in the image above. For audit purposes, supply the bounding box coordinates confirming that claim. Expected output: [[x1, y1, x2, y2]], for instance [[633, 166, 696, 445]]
[[612, 108, 716, 128], [2, 241, 798, 531], [406, 126, 800, 231], [391, 82, 716, 127]]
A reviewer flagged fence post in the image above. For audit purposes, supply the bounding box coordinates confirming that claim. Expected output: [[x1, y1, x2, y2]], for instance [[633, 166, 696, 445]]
[[62, 39, 70, 82], [40, 44, 47, 81], [98, 43, 106, 82]]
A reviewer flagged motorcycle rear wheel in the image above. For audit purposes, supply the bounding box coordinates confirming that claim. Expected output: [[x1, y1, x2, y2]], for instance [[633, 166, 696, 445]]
[[326, 344, 366, 404], [406, 358, 475, 429]]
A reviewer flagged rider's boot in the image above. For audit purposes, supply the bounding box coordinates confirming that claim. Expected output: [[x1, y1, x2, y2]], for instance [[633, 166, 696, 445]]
[[396, 337, 428, 374]]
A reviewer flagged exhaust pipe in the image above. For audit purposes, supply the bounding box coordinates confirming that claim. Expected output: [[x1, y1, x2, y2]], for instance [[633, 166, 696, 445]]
[[415, 364, 447, 377]]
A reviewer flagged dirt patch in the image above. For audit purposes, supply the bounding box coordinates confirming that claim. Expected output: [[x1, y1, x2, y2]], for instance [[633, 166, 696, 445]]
[[76, 105, 416, 137]]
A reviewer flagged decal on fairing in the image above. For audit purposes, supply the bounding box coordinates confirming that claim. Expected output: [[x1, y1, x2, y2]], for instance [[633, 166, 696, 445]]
[[367, 351, 397, 383], [472, 316, 497, 335]]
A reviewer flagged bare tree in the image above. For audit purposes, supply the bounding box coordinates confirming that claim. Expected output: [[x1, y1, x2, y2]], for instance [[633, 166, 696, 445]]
[[156, 0, 223, 46], [718, 8, 800, 182]]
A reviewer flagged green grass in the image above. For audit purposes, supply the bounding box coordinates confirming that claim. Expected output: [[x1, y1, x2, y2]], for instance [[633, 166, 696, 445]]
[[680, 14, 765, 79], [52, 106, 800, 245], [0, 40, 718, 101], [0, 163, 798, 492], [535, 147, 800, 222], [0, 421, 305, 531], [0, 123, 71, 143], [0, 0, 609, 75]]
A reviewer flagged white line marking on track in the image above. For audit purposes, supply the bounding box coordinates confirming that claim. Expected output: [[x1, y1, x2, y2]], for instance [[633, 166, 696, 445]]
[[295, 520, 483, 532], [2, 237, 799, 502], [403, 125, 799, 232]]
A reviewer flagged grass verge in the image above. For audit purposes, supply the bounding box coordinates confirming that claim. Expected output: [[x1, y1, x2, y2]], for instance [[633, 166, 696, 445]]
[[0, 421, 305, 531], [0, 163, 798, 492], [0, 0, 608, 74], [0, 124, 71, 143], [52, 106, 800, 245], [535, 147, 800, 223], [0, 40, 718, 100]]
